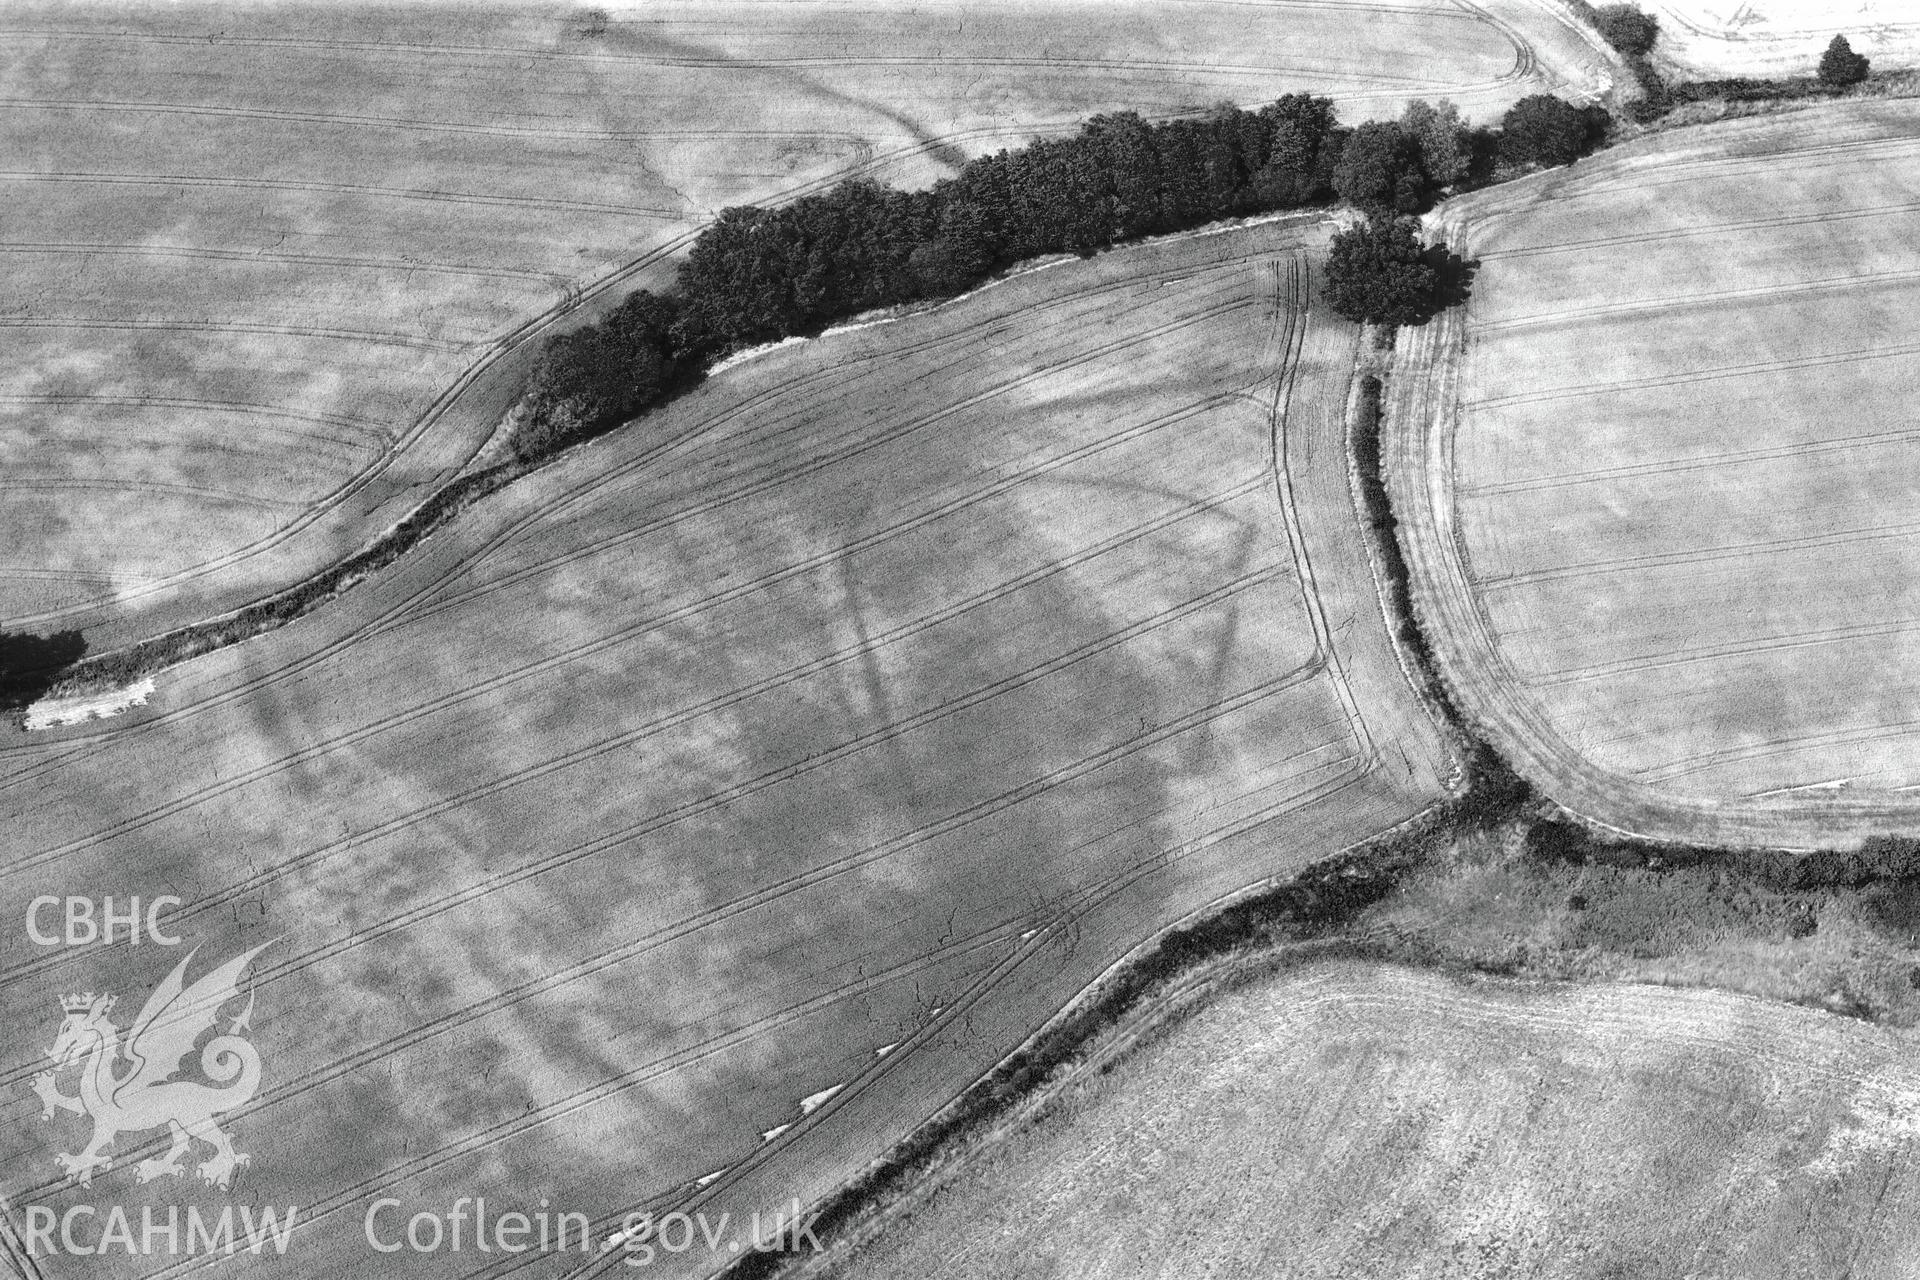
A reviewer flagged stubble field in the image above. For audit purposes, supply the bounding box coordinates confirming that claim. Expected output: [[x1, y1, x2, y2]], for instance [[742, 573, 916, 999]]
[[827, 959, 1920, 1279], [0, 0, 1608, 649], [1645, 1, 1920, 79], [0, 223, 1449, 1278], [1387, 99, 1920, 848]]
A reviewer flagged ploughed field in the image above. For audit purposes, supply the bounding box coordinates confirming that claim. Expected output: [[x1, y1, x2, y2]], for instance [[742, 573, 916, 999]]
[[0, 225, 1450, 1278], [0, 0, 1606, 648], [1389, 100, 1920, 848], [831, 959, 1920, 1279]]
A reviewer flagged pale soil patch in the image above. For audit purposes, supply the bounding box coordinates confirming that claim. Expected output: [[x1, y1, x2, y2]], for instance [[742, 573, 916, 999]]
[[1388, 100, 1920, 848], [20, 676, 154, 730], [1647, 0, 1920, 79], [827, 958, 1920, 1280], [0, 226, 1446, 1279], [0, 0, 1604, 648]]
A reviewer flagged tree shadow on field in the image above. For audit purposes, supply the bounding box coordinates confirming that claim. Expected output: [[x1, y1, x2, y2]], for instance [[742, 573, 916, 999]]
[[1427, 244, 1478, 316], [0, 628, 86, 710]]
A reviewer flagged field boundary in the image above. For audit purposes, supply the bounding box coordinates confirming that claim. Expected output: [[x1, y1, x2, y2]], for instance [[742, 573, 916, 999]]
[[705, 244, 1503, 1280], [714, 820, 1445, 1280]]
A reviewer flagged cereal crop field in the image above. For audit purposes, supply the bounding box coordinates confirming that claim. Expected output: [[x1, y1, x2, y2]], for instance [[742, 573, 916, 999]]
[[0, 222, 1449, 1278], [1646, 1, 1920, 79]]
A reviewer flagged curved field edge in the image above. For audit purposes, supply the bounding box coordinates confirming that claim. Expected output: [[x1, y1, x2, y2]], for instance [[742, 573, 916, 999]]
[[1381, 132, 1920, 852], [703, 328, 1519, 1280]]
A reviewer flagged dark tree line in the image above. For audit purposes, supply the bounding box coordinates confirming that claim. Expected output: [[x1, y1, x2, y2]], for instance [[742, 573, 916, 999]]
[[670, 95, 1346, 355], [516, 95, 1348, 455], [1330, 94, 1605, 219], [518, 88, 1609, 456]]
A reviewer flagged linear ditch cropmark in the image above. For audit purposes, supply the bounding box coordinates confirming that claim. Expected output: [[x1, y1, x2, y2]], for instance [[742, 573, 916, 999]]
[[1540, 616, 1920, 688], [0, 531, 1305, 1016], [1481, 515, 1920, 591], [278, 748, 1377, 1279], [32, 684, 1369, 1259], [1466, 336, 1920, 413], [0, 233, 1429, 1271], [0, 248, 1265, 826], [0, 388, 1257, 893], [0, 241, 1336, 949], [0, 248, 1326, 1012], [4, 108, 1118, 636], [0, 595, 1333, 1022], [1, 0, 1571, 645], [0, 252, 1265, 769]]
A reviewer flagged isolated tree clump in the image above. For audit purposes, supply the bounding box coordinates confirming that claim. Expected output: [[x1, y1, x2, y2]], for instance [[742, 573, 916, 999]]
[[1321, 219, 1443, 326], [1498, 94, 1605, 169], [1592, 4, 1660, 56], [1818, 34, 1871, 87], [1332, 121, 1431, 215]]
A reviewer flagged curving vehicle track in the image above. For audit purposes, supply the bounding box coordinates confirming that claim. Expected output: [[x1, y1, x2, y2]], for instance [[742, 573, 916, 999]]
[[0, 0, 1608, 650], [1387, 100, 1920, 849]]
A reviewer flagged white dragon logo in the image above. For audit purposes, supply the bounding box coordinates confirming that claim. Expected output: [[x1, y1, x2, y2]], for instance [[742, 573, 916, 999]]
[[29, 942, 273, 1190]]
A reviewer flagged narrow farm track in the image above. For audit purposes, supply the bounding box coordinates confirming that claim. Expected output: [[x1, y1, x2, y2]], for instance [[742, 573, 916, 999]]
[[0, 225, 1450, 1280], [0, 0, 1604, 645], [1390, 99, 1920, 848]]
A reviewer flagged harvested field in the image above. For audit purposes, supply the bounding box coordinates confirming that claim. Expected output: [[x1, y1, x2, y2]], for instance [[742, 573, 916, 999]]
[[0, 0, 1607, 649], [0, 223, 1448, 1277], [1387, 99, 1920, 848], [1646, 1, 1920, 79], [824, 959, 1920, 1279]]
